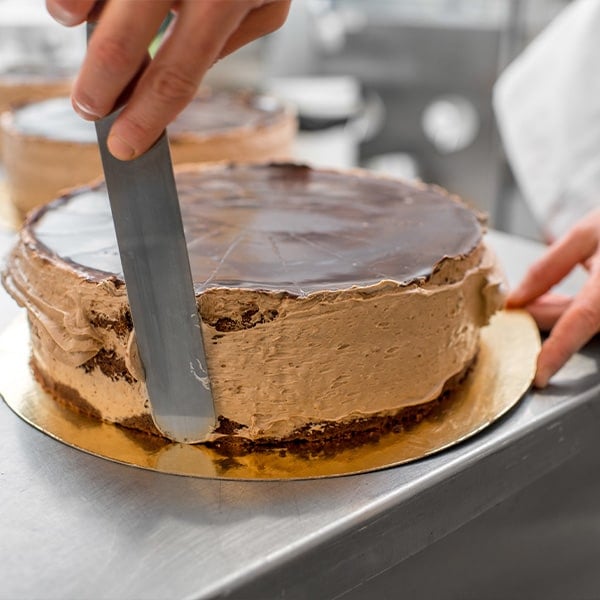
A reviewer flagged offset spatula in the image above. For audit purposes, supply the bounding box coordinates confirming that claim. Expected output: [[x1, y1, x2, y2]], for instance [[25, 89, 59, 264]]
[[87, 19, 216, 443]]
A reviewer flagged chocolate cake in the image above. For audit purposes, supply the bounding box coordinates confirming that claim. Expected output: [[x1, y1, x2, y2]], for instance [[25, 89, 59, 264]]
[[0, 89, 296, 218], [0, 64, 72, 160], [0, 64, 72, 116], [2, 163, 505, 449]]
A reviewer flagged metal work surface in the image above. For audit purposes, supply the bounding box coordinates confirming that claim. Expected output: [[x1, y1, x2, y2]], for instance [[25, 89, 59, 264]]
[[1, 231, 599, 600]]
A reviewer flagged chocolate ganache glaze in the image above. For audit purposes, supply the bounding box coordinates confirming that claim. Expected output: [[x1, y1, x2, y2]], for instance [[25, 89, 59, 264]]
[[5, 163, 505, 445], [10, 90, 286, 143], [32, 163, 483, 294], [0, 63, 73, 83], [168, 89, 285, 136]]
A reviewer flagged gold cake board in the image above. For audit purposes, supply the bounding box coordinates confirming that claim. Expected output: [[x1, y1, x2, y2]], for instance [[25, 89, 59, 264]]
[[0, 179, 20, 231], [0, 310, 540, 480]]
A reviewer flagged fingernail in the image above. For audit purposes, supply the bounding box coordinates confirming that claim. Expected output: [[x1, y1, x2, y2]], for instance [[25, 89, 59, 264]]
[[108, 134, 137, 161], [51, 6, 79, 26], [73, 97, 102, 120]]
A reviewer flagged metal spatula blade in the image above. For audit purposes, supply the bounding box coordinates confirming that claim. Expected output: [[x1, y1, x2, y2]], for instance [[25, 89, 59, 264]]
[[94, 114, 216, 444], [88, 21, 216, 443]]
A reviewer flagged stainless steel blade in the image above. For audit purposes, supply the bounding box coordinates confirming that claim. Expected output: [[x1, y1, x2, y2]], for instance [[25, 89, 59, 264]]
[[87, 16, 216, 443], [93, 114, 216, 444]]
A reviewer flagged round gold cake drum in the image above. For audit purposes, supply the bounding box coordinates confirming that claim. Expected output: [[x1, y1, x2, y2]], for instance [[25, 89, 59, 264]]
[[0, 310, 540, 480], [0, 179, 21, 230]]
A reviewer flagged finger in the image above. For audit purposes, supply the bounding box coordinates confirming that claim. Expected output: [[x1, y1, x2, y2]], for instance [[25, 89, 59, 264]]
[[71, 0, 171, 121], [107, 1, 257, 160], [218, 1, 291, 59], [523, 293, 573, 332], [507, 224, 597, 307], [46, 0, 95, 26], [534, 274, 600, 387]]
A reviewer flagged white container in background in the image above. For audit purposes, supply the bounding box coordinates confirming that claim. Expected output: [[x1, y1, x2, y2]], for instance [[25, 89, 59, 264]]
[[266, 76, 384, 169]]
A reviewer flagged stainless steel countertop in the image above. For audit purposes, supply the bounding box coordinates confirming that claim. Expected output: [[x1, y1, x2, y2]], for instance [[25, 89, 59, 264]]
[[1, 230, 598, 600]]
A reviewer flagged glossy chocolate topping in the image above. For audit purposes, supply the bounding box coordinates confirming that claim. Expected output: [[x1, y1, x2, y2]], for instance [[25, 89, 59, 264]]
[[11, 90, 287, 143], [168, 90, 285, 135], [12, 96, 95, 142], [0, 63, 73, 81], [30, 163, 483, 295]]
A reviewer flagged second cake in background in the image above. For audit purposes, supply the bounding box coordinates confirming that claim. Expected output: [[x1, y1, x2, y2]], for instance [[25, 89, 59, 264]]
[[0, 63, 73, 162], [0, 88, 297, 219]]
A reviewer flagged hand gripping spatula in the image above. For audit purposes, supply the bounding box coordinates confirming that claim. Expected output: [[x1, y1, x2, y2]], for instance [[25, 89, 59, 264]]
[[87, 19, 216, 443]]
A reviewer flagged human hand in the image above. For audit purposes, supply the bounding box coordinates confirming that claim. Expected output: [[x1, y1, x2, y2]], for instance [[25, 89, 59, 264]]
[[45, 0, 291, 160], [506, 208, 600, 387]]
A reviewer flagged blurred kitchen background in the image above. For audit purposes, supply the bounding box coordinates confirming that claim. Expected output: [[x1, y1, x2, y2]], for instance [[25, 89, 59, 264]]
[[209, 0, 572, 242], [0, 0, 574, 241]]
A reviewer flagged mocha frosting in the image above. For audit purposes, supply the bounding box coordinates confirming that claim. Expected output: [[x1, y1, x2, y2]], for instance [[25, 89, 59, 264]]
[[3, 163, 505, 441]]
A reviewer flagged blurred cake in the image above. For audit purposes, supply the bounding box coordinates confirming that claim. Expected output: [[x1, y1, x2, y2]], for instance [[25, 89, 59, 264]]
[[2, 163, 505, 450], [0, 89, 296, 219], [0, 64, 72, 115], [0, 64, 72, 159]]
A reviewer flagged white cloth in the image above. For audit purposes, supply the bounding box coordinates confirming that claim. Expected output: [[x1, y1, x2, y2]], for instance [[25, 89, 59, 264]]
[[494, 0, 600, 240]]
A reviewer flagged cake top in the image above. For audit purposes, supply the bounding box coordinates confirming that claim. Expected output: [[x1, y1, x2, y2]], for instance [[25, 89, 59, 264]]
[[167, 89, 286, 136], [8, 89, 288, 143], [10, 96, 93, 142], [0, 63, 74, 83], [27, 163, 484, 296]]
